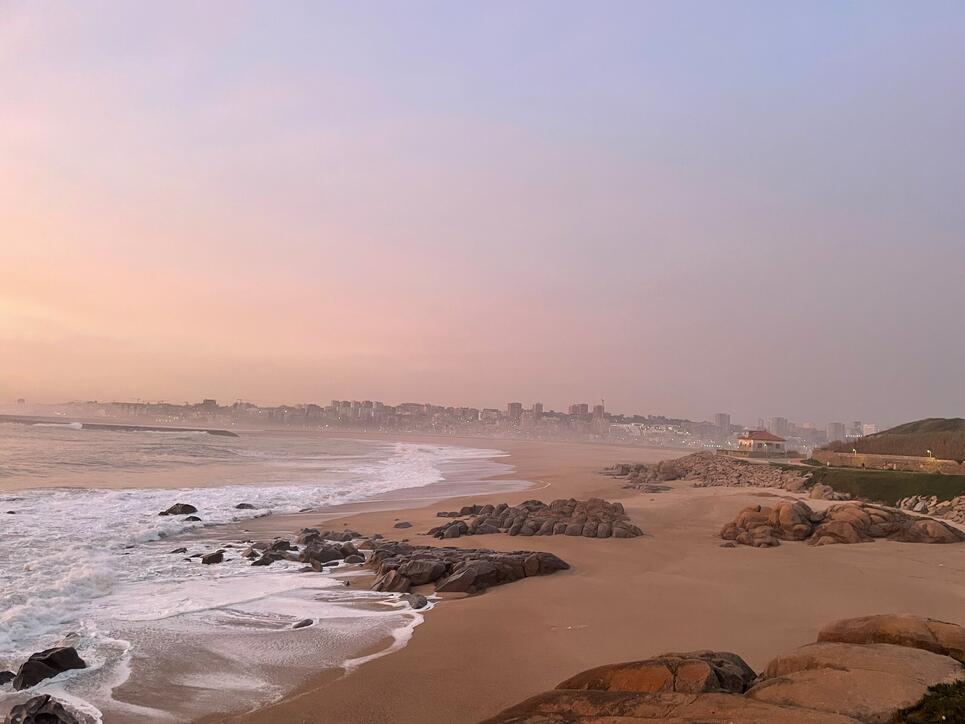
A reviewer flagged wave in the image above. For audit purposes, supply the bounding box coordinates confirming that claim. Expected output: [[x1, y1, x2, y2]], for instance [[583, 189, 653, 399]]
[[32, 422, 84, 430]]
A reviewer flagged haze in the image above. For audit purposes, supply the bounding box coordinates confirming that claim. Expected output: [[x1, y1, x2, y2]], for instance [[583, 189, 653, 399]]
[[2, 1, 963, 425]]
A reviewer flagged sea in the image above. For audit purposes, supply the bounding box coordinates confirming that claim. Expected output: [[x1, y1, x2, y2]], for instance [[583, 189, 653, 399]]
[[0, 422, 516, 722]]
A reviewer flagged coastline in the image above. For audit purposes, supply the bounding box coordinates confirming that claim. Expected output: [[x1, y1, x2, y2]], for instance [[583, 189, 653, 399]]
[[202, 436, 965, 724]]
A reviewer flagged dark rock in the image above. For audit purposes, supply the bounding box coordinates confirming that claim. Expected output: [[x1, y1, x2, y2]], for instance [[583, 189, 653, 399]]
[[6, 694, 80, 724], [184, 515, 201, 522], [344, 554, 365, 564], [291, 618, 313, 629], [169, 547, 188, 554], [394, 521, 413, 529], [401, 593, 429, 609], [13, 647, 87, 690], [201, 551, 223, 564], [235, 503, 256, 509], [0, 670, 13, 685], [159, 503, 197, 516], [298, 544, 343, 566]]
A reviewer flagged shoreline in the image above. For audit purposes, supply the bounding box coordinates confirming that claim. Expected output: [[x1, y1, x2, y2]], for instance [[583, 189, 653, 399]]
[[205, 438, 965, 724]]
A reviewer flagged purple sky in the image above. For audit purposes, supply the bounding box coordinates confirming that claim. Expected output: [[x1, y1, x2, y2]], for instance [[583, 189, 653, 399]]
[[2, 1, 964, 426]]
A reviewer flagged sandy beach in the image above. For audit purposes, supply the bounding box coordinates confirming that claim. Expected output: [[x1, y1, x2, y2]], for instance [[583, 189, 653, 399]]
[[195, 436, 965, 724]]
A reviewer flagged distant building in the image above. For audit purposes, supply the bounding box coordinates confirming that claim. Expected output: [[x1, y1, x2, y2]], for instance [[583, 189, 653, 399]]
[[827, 422, 847, 443], [592, 404, 605, 420], [569, 403, 589, 417], [16, 398, 25, 406], [507, 402, 523, 421], [201, 398, 218, 410], [766, 417, 789, 438], [862, 423, 879, 436], [714, 413, 731, 441], [531, 402, 543, 418], [737, 430, 787, 456]]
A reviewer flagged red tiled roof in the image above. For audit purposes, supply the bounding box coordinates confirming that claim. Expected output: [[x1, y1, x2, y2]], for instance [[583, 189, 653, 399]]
[[740, 430, 786, 442]]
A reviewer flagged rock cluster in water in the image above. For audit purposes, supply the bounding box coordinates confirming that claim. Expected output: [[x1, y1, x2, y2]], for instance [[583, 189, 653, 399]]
[[720, 500, 965, 548], [430, 498, 643, 539], [484, 614, 965, 723], [5, 694, 81, 724], [606, 452, 811, 492], [897, 494, 965, 524], [367, 540, 570, 595], [8, 646, 87, 691]]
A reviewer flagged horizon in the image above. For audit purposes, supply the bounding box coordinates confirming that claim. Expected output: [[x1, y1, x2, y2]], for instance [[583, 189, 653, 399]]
[[4, 1, 964, 425]]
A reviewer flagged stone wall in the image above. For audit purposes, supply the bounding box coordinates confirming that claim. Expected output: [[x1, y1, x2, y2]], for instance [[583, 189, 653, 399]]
[[813, 449, 965, 475]]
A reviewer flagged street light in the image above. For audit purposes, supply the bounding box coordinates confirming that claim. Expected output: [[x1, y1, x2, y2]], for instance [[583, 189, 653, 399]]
[[926, 449, 933, 458]]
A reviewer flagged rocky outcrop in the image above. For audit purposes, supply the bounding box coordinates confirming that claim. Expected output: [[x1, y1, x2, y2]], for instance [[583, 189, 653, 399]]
[[483, 614, 965, 723], [295, 528, 362, 544], [158, 502, 198, 516], [809, 483, 850, 501], [200, 551, 223, 564], [12, 647, 87, 691], [606, 452, 815, 493], [5, 694, 80, 724], [897, 494, 965, 524], [720, 501, 965, 548], [430, 498, 643, 539], [366, 541, 569, 595]]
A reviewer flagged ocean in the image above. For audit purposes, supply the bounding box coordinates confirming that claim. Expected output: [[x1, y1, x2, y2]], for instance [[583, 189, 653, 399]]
[[0, 422, 513, 722]]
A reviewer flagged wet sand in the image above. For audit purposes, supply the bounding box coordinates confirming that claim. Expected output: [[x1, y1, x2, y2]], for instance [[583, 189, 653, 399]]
[[200, 437, 965, 724]]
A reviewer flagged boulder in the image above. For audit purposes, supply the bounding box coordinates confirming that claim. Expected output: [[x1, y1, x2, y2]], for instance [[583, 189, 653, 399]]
[[291, 618, 313, 629], [298, 544, 343, 566], [159, 503, 197, 516], [168, 547, 187, 554], [344, 554, 365, 564], [12, 647, 87, 690], [0, 670, 14, 685], [235, 503, 256, 509], [5, 695, 81, 724], [557, 650, 756, 695], [201, 551, 223, 564], [393, 521, 413, 529], [184, 515, 201, 522], [401, 593, 429, 609], [398, 559, 446, 586], [372, 569, 411, 593], [817, 614, 965, 663]]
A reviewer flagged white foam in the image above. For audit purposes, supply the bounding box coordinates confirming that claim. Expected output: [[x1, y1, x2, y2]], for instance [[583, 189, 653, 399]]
[[0, 438, 502, 721]]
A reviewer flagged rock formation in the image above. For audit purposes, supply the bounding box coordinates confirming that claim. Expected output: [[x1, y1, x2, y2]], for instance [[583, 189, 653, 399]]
[[11, 647, 87, 691], [5, 694, 81, 724], [366, 541, 569, 595], [897, 494, 965, 525], [158, 502, 198, 516], [720, 500, 965, 547], [483, 614, 965, 723], [606, 452, 816, 493], [430, 498, 643, 539]]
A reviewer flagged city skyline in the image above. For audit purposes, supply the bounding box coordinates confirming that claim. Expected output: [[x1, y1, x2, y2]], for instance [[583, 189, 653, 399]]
[[3, 2, 964, 424]]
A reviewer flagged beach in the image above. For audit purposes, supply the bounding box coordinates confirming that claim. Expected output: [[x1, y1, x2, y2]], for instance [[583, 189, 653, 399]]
[[201, 436, 965, 724]]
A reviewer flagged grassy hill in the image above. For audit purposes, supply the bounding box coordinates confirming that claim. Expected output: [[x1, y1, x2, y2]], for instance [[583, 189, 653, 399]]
[[823, 418, 965, 462]]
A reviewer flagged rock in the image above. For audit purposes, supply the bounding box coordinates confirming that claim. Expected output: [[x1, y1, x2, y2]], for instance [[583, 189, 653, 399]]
[[0, 670, 13, 685], [372, 569, 411, 593], [613, 452, 811, 493], [201, 551, 223, 564], [482, 690, 858, 723], [291, 618, 313, 629], [12, 647, 87, 690], [184, 515, 202, 522], [398, 559, 446, 586], [344, 554, 365, 564], [169, 547, 187, 554], [5, 694, 81, 724], [394, 521, 413, 529], [817, 614, 965, 663], [401, 593, 429, 609], [557, 650, 756, 695], [298, 544, 343, 566], [235, 503, 256, 509], [723, 501, 965, 548], [159, 503, 197, 516]]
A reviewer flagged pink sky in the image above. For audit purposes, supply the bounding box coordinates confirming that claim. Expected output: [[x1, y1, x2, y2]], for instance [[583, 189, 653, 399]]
[[3, 2, 964, 424]]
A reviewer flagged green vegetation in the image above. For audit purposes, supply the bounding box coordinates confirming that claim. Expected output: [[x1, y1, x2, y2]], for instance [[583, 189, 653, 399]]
[[891, 680, 965, 723], [804, 466, 965, 505], [823, 417, 965, 462]]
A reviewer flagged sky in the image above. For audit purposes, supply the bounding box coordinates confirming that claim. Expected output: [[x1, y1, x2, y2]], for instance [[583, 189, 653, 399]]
[[2, 1, 964, 426]]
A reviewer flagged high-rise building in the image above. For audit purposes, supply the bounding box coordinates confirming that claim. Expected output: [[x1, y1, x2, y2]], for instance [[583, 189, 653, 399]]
[[766, 417, 789, 437], [569, 403, 589, 417], [507, 402, 523, 421], [592, 404, 605, 420], [862, 423, 879, 436], [714, 413, 731, 441], [827, 422, 846, 442], [531, 402, 543, 418]]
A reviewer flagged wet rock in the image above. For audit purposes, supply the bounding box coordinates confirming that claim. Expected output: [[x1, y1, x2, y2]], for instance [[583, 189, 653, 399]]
[[184, 515, 201, 522], [393, 521, 413, 529], [201, 551, 223, 564], [159, 502, 197, 516], [168, 547, 187, 554], [235, 503, 256, 509], [6, 694, 80, 724], [12, 647, 87, 690], [401, 593, 429, 609], [344, 554, 365, 564], [291, 618, 313, 629], [298, 544, 343, 566], [0, 670, 13, 685]]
